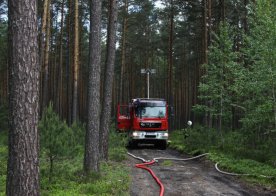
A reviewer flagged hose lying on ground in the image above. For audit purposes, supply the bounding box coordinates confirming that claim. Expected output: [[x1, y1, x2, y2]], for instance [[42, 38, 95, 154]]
[[153, 152, 273, 178], [127, 152, 149, 163], [128, 151, 274, 196], [128, 152, 164, 196], [215, 162, 274, 178], [128, 152, 209, 196], [153, 153, 209, 162], [135, 160, 165, 196]]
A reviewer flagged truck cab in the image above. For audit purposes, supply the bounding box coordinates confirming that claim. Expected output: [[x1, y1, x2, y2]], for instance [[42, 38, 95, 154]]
[[117, 98, 169, 149]]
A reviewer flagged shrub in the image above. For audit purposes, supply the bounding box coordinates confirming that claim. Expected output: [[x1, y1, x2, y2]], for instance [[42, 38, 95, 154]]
[[39, 103, 84, 181]]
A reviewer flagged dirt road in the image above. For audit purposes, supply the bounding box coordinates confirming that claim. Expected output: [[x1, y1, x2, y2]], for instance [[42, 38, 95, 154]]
[[127, 146, 274, 196]]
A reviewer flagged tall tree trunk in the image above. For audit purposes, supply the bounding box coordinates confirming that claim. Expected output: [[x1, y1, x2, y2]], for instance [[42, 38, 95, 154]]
[[7, 0, 40, 194], [208, 0, 212, 43], [58, 0, 65, 116], [220, 0, 225, 23], [167, 0, 173, 104], [42, 0, 52, 111], [52, 13, 59, 107], [78, 0, 85, 121], [72, 0, 80, 122], [203, 0, 208, 65], [100, 0, 118, 161], [202, 0, 208, 126], [119, 0, 128, 104], [84, 0, 102, 173], [66, 0, 73, 124], [168, 0, 174, 129], [40, 0, 49, 114]]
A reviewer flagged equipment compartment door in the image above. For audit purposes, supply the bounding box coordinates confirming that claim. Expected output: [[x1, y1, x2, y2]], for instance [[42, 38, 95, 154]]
[[117, 105, 131, 131]]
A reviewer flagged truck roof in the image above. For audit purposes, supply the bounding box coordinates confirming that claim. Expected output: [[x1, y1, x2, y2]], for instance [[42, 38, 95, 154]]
[[131, 98, 167, 106], [132, 98, 166, 102]]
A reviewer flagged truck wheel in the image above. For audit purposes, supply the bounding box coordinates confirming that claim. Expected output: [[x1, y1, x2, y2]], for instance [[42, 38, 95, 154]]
[[128, 141, 138, 149], [156, 141, 167, 150]]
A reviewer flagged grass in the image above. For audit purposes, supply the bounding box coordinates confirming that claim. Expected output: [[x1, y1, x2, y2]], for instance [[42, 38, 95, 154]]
[[169, 129, 276, 189], [0, 128, 130, 196], [0, 131, 8, 196], [160, 160, 173, 167], [168, 130, 186, 152], [208, 152, 276, 188], [40, 158, 129, 196]]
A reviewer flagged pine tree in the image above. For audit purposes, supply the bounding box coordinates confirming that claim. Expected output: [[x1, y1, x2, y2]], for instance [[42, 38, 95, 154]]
[[72, 0, 80, 122], [84, 0, 102, 173], [7, 0, 40, 194], [195, 23, 239, 134], [238, 0, 276, 137], [100, 0, 118, 160]]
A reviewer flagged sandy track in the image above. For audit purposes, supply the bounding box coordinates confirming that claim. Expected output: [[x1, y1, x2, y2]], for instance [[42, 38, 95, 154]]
[[127, 146, 274, 196]]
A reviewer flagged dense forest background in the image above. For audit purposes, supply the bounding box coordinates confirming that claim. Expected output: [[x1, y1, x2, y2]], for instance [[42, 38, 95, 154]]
[[0, 0, 275, 165], [0, 0, 275, 194]]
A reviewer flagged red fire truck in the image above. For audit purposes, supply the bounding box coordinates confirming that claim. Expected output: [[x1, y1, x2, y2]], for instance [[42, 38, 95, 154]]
[[117, 98, 169, 149]]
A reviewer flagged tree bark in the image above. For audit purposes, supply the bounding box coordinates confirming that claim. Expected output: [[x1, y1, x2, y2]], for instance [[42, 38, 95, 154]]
[[208, 0, 212, 44], [66, 0, 73, 124], [7, 0, 40, 194], [119, 0, 128, 104], [100, 0, 118, 161], [40, 0, 49, 114], [42, 0, 52, 111], [167, 0, 174, 104], [203, 0, 208, 65], [58, 0, 65, 116], [202, 0, 208, 126], [220, 0, 225, 22], [84, 0, 102, 173], [168, 0, 174, 129], [72, 0, 80, 122], [52, 14, 59, 108]]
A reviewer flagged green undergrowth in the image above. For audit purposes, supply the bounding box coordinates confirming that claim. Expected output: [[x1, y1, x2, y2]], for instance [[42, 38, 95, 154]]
[[208, 152, 276, 188], [169, 128, 276, 189], [0, 125, 130, 195], [40, 157, 129, 196], [0, 131, 8, 196], [40, 127, 130, 195], [168, 130, 186, 153], [108, 128, 128, 162]]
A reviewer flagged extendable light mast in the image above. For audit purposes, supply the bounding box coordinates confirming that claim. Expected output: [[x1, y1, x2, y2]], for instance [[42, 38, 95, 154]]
[[141, 68, 156, 98]]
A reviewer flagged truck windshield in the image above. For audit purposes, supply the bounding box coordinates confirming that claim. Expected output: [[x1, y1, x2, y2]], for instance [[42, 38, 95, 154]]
[[135, 106, 166, 118]]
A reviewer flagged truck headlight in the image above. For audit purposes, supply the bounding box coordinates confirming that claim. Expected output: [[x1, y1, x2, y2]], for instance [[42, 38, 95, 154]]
[[164, 133, 169, 137], [133, 132, 139, 137]]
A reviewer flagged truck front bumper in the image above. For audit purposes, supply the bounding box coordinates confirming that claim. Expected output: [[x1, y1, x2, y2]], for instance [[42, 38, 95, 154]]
[[130, 130, 168, 140]]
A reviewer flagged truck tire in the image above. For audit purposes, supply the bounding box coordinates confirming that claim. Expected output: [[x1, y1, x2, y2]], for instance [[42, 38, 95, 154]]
[[128, 140, 138, 149], [156, 140, 167, 150]]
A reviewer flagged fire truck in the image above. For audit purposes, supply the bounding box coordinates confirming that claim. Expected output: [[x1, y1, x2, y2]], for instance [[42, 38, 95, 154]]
[[117, 98, 169, 149]]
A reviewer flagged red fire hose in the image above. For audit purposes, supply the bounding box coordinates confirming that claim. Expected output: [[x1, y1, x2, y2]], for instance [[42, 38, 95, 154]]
[[128, 152, 274, 196], [127, 152, 210, 196], [135, 160, 165, 196]]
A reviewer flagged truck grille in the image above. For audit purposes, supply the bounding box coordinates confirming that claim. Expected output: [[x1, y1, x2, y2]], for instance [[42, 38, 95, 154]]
[[145, 135, 156, 138], [140, 122, 161, 128]]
